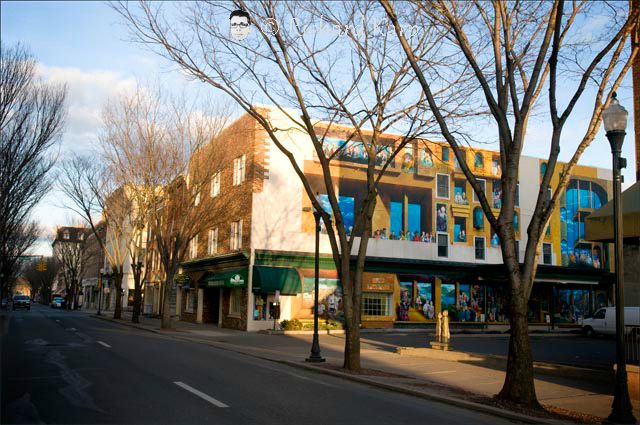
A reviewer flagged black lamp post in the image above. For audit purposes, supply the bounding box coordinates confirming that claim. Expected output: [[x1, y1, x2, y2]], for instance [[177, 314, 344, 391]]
[[97, 268, 104, 316], [603, 92, 635, 424], [306, 200, 325, 363]]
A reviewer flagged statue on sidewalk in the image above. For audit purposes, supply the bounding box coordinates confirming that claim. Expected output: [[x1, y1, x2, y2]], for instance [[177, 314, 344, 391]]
[[442, 310, 451, 342], [430, 310, 452, 351]]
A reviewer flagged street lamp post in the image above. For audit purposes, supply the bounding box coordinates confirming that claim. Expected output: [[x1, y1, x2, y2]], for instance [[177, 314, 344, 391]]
[[97, 269, 104, 316], [306, 200, 325, 363], [602, 92, 635, 424]]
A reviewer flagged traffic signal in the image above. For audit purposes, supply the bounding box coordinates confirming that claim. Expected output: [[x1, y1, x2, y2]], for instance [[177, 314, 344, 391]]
[[36, 259, 47, 272]]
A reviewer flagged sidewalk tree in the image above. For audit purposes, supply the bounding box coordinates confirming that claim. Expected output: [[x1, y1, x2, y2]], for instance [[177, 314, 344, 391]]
[[58, 157, 131, 319], [114, 0, 475, 370], [381, 0, 639, 406], [22, 256, 60, 303], [98, 85, 231, 329], [0, 43, 66, 299]]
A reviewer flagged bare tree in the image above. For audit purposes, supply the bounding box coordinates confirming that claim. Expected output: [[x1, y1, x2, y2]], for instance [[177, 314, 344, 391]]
[[0, 43, 66, 299], [381, 0, 639, 407], [0, 222, 40, 295], [98, 85, 231, 328], [52, 226, 93, 310], [22, 256, 60, 304], [113, 0, 478, 369], [57, 157, 131, 319]]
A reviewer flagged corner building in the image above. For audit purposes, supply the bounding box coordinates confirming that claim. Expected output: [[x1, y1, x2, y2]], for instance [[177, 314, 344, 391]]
[[179, 108, 614, 331]]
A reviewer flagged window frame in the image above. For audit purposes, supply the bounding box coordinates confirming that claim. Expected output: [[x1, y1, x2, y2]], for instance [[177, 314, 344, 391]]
[[229, 288, 242, 316], [436, 173, 450, 200], [542, 243, 552, 265], [190, 235, 198, 259], [233, 154, 246, 186], [230, 220, 243, 251], [474, 236, 486, 260], [437, 232, 449, 258], [362, 293, 392, 317], [211, 171, 220, 197], [474, 178, 486, 203], [208, 228, 218, 255]]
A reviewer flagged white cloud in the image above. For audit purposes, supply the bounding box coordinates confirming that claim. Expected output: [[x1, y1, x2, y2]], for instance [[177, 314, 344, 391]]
[[37, 64, 137, 153]]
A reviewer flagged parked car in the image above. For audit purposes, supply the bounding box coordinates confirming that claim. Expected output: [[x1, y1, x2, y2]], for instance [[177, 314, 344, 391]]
[[50, 297, 65, 309], [581, 307, 640, 337], [12, 295, 31, 311], [1, 298, 9, 309]]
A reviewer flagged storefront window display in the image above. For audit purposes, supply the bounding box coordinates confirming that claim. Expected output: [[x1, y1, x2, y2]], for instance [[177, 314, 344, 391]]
[[554, 288, 590, 323], [487, 286, 509, 322], [254, 293, 268, 320], [455, 284, 485, 322]]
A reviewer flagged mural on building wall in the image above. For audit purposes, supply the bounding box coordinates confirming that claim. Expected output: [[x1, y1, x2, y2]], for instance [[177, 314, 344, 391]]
[[301, 277, 343, 321], [396, 277, 436, 322], [320, 137, 394, 167], [560, 178, 608, 269], [436, 203, 448, 232]]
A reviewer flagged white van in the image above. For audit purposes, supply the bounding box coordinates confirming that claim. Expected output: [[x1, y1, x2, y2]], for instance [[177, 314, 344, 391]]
[[581, 307, 640, 336]]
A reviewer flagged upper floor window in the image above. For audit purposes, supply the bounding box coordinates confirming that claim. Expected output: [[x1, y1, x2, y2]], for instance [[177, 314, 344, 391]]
[[230, 220, 243, 250], [474, 179, 486, 203], [441, 146, 450, 162], [491, 157, 501, 176], [542, 243, 552, 265], [63, 230, 70, 240], [436, 174, 450, 199], [190, 235, 198, 259], [474, 237, 485, 260], [474, 153, 484, 170], [208, 228, 218, 255], [233, 155, 246, 186], [211, 172, 220, 197], [437, 233, 449, 257]]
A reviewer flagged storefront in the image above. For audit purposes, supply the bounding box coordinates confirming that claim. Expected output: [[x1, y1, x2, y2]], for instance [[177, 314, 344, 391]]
[[361, 273, 395, 328]]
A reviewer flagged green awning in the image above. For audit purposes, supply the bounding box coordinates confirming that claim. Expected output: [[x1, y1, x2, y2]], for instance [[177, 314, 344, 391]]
[[202, 268, 248, 288], [253, 266, 302, 295]]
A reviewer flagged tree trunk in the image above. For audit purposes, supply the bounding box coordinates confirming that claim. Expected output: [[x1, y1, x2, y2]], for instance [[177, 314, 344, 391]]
[[160, 274, 174, 329], [113, 270, 123, 320], [131, 271, 142, 323], [497, 287, 540, 407], [341, 262, 361, 371]]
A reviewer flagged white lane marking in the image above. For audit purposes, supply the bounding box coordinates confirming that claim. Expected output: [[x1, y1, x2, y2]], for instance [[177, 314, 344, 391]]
[[97, 341, 111, 348], [173, 381, 229, 408], [66, 327, 76, 331], [55, 320, 60, 322]]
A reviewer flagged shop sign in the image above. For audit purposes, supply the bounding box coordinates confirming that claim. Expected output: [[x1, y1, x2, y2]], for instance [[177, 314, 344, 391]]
[[363, 275, 394, 292], [229, 274, 245, 287]]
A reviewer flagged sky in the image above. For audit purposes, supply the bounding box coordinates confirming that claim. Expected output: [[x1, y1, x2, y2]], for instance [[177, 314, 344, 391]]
[[1, 1, 637, 256]]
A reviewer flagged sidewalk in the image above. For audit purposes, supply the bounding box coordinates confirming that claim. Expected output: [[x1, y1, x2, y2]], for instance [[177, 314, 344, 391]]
[[82, 309, 639, 423]]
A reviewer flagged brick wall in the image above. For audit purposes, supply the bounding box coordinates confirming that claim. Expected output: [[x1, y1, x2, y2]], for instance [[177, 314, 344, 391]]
[[220, 287, 248, 330]]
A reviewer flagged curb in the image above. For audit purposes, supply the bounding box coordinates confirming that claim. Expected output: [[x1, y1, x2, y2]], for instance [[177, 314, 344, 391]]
[[88, 313, 565, 423], [280, 360, 559, 424]]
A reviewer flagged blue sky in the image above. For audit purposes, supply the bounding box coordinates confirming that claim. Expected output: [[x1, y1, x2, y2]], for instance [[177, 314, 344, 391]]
[[2, 1, 637, 255]]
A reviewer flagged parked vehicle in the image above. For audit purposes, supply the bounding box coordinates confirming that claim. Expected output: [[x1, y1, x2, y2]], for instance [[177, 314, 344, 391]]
[[50, 297, 65, 309], [1, 298, 9, 309], [12, 295, 31, 311], [582, 307, 640, 337]]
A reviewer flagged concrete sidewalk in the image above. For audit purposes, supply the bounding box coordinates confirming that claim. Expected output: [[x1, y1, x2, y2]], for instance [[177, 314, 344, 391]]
[[82, 309, 639, 423]]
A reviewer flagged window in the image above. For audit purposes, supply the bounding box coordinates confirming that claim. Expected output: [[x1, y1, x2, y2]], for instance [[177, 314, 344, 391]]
[[437, 233, 449, 257], [546, 187, 552, 203], [78, 233, 84, 241], [436, 174, 450, 199], [211, 172, 220, 197], [63, 230, 70, 240], [492, 180, 502, 209], [194, 189, 201, 206], [453, 217, 467, 242], [230, 288, 242, 315], [473, 207, 484, 229], [543, 243, 552, 265], [474, 179, 486, 203], [475, 237, 485, 260], [233, 155, 246, 185], [185, 289, 194, 313], [491, 158, 501, 176], [441, 146, 449, 162], [230, 220, 243, 250], [362, 293, 392, 316], [453, 179, 468, 205], [474, 153, 484, 169], [593, 309, 605, 319], [208, 228, 218, 255], [190, 235, 198, 259]]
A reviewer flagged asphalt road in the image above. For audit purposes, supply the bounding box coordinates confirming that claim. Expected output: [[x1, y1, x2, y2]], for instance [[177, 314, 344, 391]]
[[356, 331, 616, 369], [1, 305, 514, 425]]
